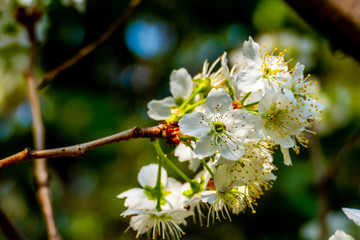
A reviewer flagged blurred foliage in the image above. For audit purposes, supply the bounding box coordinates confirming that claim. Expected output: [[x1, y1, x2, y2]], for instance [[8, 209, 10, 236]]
[[0, 0, 360, 239]]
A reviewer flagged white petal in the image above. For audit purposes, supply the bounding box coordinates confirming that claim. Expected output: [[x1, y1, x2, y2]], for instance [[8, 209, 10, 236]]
[[174, 143, 201, 172], [236, 67, 264, 92], [280, 147, 292, 166], [221, 52, 229, 77], [292, 63, 305, 82], [217, 136, 245, 160], [138, 164, 167, 188], [242, 36, 262, 66], [270, 132, 294, 148], [329, 230, 355, 240], [201, 191, 218, 204], [214, 164, 232, 192], [193, 133, 217, 159], [174, 143, 195, 162], [255, 115, 267, 139], [258, 91, 276, 113], [225, 109, 256, 137], [147, 97, 175, 120], [205, 88, 232, 115], [179, 112, 211, 137], [118, 188, 156, 209], [342, 208, 360, 226], [170, 68, 193, 100]]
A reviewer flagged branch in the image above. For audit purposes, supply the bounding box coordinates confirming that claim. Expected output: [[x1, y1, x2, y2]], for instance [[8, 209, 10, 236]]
[[0, 208, 28, 240], [0, 124, 166, 169], [18, 7, 60, 240], [284, 0, 360, 62], [38, 0, 141, 89]]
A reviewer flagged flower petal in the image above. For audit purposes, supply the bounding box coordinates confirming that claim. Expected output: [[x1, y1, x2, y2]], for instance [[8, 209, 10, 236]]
[[170, 68, 193, 100], [242, 36, 262, 66], [201, 191, 218, 204], [217, 135, 245, 160], [147, 97, 175, 120], [179, 112, 211, 137], [270, 132, 294, 148], [236, 67, 264, 92], [193, 133, 217, 159], [280, 147, 292, 166], [138, 164, 167, 188], [214, 164, 232, 192], [117, 188, 156, 209], [174, 143, 200, 172], [205, 88, 232, 115], [329, 230, 355, 240], [343, 208, 360, 226]]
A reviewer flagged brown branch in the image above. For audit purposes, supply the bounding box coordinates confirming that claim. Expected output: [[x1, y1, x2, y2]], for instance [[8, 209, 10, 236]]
[[284, 0, 360, 62], [18, 7, 60, 240], [0, 207, 28, 240], [38, 0, 141, 89], [0, 124, 166, 169]]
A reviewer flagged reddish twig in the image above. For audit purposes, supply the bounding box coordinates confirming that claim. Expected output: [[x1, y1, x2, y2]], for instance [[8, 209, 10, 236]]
[[0, 124, 166, 169], [38, 0, 141, 89]]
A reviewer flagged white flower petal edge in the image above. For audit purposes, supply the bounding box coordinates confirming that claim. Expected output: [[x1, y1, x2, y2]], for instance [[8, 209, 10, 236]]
[[170, 68, 193, 100], [342, 208, 360, 226], [117, 188, 156, 209], [204, 88, 232, 115], [147, 97, 175, 120], [280, 147, 292, 166], [174, 143, 201, 172], [179, 112, 212, 137], [242, 36, 261, 66], [138, 164, 167, 188], [329, 230, 355, 240]]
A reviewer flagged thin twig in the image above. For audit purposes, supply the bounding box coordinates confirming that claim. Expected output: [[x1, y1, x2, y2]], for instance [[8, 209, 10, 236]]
[[0, 124, 166, 169], [38, 0, 141, 89], [0, 207, 28, 240], [19, 7, 60, 240]]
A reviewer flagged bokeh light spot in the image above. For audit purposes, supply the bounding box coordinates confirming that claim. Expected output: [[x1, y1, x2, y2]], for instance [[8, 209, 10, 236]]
[[125, 18, 175, 59]]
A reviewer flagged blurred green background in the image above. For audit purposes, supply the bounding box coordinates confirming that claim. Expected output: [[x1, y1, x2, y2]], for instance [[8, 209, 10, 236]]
[[0, 0, 360, 239]]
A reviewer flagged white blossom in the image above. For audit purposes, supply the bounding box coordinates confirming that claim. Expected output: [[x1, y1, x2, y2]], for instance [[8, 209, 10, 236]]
[[201, 165, 247, 225], [281, 63, 325, 119], [255, 90, 308, 165], [235, 36, 291, 93], [147, 68, 193, 120], [117, 164, 171, 210], [122, 208, 193, 240], [179, 88, 255, 161]]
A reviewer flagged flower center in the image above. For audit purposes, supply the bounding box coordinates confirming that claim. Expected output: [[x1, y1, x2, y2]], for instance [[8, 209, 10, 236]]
[[214, 122, 226, 133]]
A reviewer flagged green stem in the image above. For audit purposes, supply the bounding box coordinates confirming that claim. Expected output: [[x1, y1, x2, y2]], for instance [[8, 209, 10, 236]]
[[184, 99, 206, 113], [179, 87, 203, 111], [241, 91, 252, 104], [224, 79, 235, 100], [153, 140, 193, 184], [155, 153, 162, 212], [201, 158, 214, 178], [244, 101, 259, 108]]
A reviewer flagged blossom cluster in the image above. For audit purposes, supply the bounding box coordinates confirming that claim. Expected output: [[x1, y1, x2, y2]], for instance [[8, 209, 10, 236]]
[[118, 37, 325, 239]]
